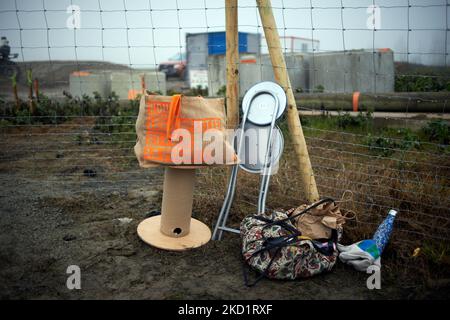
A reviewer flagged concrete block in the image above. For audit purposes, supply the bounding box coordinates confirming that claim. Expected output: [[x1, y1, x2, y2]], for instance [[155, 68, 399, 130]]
[[207, 53, 308, 97], [207, 50, 394, 96], [69, 69, 166, 99], [308, 50, 395, 93], [110, 70, 167, 99], [69, 71, 110, 98]]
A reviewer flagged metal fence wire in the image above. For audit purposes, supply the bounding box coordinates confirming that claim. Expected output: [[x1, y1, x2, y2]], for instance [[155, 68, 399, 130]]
[[0, 0, 449, 261]]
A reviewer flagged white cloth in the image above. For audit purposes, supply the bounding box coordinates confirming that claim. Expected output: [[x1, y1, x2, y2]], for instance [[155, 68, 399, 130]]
[[337, 241, 381, 272]]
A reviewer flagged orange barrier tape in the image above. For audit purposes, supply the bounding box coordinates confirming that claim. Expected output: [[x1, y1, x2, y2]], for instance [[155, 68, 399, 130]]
[[240, 59, 257, 64], [352, 91, 360, 112], [128, 89, 140, 100], [72, 71, 91, 77]]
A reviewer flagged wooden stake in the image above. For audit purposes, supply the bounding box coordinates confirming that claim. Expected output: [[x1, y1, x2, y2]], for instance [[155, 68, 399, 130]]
[[140, 74, 146, 95], [257, 0, 319, 202], [11, 72, 20, 112], [26, 69, 35, 115], [225, 0, 239, 129], [34, 78, 39, 102]]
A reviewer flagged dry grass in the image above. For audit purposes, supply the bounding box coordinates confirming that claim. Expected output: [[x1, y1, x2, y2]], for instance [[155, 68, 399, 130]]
[[194, 121, 450, 284], [1, 101, 448, 286]]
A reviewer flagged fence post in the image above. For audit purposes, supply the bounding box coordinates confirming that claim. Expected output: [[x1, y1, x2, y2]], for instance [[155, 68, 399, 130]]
[[27, 69, 36, 115], [256, 0, 319, 202], [140, 74, 146, 95], [34, 78, 40, 102], [11, 72, 20, 112], [225, 0, 239, 129]]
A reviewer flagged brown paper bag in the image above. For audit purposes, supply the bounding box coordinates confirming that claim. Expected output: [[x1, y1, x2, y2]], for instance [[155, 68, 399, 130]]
[[289, 202, 346, 239], [134, 94, 238, 168]]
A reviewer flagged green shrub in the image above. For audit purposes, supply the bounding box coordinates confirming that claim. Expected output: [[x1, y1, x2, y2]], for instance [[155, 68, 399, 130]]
[[0, 119, 11, 127], [336, 111, 373, 130], [395, 74, 450, 92], [14, 109, 33, 125], [365, 129, 420, 157], [34, 94, 65, 124], [166, 89, 182, 96], [185, 85, 208, 97], [0, 92, 137, 137], [422, 241, 450, 266], [422, 120, 449, 145], [216, 85, 226, 97], [313, 84, 324, 93], [129, 95, 141, 109]]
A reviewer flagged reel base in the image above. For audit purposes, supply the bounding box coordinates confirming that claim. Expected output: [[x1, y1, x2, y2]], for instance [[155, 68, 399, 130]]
[[137, 215, 211, 251]]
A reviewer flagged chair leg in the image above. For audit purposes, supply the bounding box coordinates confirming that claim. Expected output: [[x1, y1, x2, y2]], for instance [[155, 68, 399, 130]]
[[212, 165, 239, 240]]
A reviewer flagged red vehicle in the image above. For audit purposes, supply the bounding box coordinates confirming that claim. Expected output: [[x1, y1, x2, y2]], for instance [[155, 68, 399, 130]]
[[158, 52, 186, 80]]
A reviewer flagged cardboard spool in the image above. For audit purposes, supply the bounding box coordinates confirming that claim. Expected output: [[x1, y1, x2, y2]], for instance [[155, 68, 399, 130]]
[[137, 167, 211, 251]]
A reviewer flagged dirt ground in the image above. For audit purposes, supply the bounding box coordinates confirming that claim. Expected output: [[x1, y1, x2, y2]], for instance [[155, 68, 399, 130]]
[[0, 116, 443, 300]]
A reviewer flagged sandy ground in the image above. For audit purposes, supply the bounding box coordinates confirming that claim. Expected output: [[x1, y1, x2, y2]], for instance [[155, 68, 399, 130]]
[[0, 116, 434, 300], [0, 177, 409, 300]]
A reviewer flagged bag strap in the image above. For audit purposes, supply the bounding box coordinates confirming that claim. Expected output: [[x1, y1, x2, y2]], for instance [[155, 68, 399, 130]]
[[261, 198, 335, 232], [251, 198, 336, 245], [166, 94, 182, 141], [243, 247, 282, 287], [254, 215, 300, 236], [286, 198, 335, 221], [242, 214, 301, 287], [241, 199, 338, 287]]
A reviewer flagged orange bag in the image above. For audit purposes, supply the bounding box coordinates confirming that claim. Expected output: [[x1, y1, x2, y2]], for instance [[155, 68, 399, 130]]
[[134, 93, 238, 168]]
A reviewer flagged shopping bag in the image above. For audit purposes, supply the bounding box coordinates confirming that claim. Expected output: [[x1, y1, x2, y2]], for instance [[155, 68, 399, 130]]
[[134, 93, 238, 167], [289, 201, 348, 239]]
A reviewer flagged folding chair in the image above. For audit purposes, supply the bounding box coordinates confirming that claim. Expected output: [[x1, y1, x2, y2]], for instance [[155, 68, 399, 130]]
[[212, 81, 287, 240]]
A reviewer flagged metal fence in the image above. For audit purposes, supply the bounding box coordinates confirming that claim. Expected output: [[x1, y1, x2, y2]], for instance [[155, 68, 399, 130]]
[[0, 0, 449, 263]]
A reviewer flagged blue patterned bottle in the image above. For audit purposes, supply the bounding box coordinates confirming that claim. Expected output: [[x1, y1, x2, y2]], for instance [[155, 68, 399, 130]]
[[372, 209, 397, 254]]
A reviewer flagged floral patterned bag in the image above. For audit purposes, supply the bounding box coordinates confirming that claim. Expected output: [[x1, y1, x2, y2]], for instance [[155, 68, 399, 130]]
[[240, 198, 341, 286]]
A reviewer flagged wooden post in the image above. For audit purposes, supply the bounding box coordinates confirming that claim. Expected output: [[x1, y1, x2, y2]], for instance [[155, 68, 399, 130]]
[[225, 0, 239, 129], [26, 69, 35, 115], [140, 74, 146, 95], [257, 0, 319, 202], [34, 78, 39, 102], [11, 72, 19, 112]]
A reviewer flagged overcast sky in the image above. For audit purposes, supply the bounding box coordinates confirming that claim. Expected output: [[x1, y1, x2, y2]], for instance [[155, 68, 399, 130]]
[[0, 0, 448, 66]]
